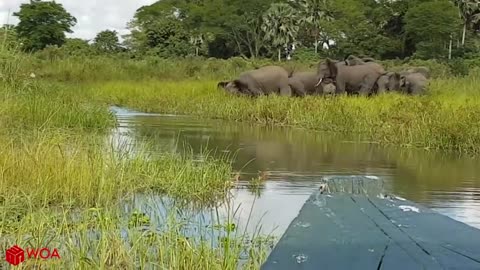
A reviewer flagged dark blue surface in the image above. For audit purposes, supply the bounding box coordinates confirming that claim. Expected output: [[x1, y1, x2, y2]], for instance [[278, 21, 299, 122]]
[[262, 177, 480, 270]]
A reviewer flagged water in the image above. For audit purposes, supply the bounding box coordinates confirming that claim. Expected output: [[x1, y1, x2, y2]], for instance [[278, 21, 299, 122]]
[[109, 106, 480, 237]]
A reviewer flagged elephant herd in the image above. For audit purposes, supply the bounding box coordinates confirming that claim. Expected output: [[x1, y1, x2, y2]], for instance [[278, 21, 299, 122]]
[[217, 55, 430, 97]]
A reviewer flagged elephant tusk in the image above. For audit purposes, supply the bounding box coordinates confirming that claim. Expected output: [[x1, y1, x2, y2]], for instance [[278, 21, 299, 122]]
[[315, 78, 323, 87]]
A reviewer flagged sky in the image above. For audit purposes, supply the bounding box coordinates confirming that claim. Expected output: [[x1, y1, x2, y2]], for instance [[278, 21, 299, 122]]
[[0, 0, 157, 41]]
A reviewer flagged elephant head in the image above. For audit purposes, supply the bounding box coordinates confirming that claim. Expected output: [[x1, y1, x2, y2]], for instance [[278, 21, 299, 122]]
[[320, 77, 337, 95], [217, 80, 248, 96], [399, 72, 428, 95], [317, 58, 384, 96], [376, 72, 401, 94], [317, 58, 339, 81]]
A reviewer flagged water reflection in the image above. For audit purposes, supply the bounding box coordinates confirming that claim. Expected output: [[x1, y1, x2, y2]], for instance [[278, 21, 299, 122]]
[[109, 106, 480, 234]]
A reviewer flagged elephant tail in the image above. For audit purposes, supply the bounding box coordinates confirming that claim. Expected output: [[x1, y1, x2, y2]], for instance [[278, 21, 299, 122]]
[[285, 66, 296, 78], [288, 69, 295, 78]]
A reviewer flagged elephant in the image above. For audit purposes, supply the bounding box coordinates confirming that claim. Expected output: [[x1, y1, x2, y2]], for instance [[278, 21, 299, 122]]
[[403, 66, 431, 79], [375, 72, 401, 94], [400, 72, 428, 95], [288, 71, 336, 96], [345, 55, 386, 74], [217, 81, 245, 96], [317, 58, 386, 96], [217, 65, 292, 97]]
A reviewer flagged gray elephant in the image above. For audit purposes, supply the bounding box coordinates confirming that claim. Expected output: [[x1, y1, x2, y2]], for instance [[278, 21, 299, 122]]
[[288, 71, 337, 96], [217, 65, 292, 97], [400, 72, 428, 95], [317, 58, 386, 96], [376, 72, 401, 94], [403, 66, 431, 79], [345, 55, 387, 74], [217, 81, 245, 96]]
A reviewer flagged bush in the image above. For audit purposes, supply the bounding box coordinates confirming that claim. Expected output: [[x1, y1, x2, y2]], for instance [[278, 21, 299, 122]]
[[447, 58, 469, 77], [292, 47, 320, 62]]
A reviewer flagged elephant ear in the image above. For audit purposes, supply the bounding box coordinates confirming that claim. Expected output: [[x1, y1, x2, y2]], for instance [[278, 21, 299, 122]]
[[399, 75, 408, 86], [326, 58, 339, 78], [232, 79, 248, 92], [387, 72, 400, 81]]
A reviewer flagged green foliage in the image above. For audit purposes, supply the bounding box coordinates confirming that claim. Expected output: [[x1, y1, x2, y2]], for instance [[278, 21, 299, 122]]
[[262, 3, 299, 60], [0, 25, 19, 50], [448, 58, 470, 77], [93, 30, 120, 54], [7, 0, 480, 60], [405, 0, 462, 59], [13, 0, 77, 52], [60, 38, 94, 56]]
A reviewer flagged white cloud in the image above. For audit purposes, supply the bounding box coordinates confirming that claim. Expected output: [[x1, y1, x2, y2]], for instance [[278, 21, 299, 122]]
[[0, 0, 157, 40]]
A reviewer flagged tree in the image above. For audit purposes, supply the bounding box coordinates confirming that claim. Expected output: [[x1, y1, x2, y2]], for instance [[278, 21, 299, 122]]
[[124, 0, 196, 58], [13, 0, 77, 52], [185, 0, 274, 58], [454, 0, 480, 46], [295, 0, 334, 54], [60, 38, 93, 56], [405, 0, 462, 59], [262, 3, 300, 61], [93, 30, 120, 53]]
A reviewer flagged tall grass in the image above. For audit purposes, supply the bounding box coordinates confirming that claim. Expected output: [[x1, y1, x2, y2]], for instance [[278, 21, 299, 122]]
[[18, 53, 461, 83], [0, 131, 236, 211], [0, 131, 270, 269], [1, 45, 272, 268], [90, 73, 480, 155]]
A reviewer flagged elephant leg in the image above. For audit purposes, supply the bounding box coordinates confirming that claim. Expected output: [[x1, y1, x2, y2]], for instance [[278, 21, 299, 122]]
[[410, 85, 423, 95], [377, 85, 386, 95], [246, 81, 264, 97], [280, 85, 292, 97], [358, 77, 376, 96], [335, 81, 347, 95], [293, 84, 307, 97]]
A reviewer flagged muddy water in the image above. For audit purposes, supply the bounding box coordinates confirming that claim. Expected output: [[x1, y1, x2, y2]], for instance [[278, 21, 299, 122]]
[[109, 106, 480, 237]]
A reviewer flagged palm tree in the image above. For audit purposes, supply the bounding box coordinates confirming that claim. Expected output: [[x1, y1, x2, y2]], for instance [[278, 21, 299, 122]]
[[262, 3, 300, 61], [454, 0, 480, 46], [296, 0, 333, 54]]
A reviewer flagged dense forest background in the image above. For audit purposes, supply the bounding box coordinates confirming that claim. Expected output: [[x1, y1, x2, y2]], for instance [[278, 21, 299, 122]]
[[2, 0, 480, 62]]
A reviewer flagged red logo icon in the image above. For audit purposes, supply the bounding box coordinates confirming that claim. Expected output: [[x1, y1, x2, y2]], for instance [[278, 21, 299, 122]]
[[5, 245, 60, 266], [5, 245, 25, 266]]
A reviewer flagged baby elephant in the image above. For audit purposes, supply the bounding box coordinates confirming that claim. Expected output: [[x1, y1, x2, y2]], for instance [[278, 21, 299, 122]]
[[288, 71, 324, 96], [405, 66, 430, 79], [376, 72, 401, 94], [400, 72, 428, 95]]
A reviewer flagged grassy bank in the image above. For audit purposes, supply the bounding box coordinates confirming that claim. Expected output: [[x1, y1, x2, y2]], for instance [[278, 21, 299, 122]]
[[16, 53, 466, 83], [0, 131, 270, 269], [91, 74, 480, 155], [2, 48, 480, 267], [12, 53, 477, 155], [1, 49, 271, 269]]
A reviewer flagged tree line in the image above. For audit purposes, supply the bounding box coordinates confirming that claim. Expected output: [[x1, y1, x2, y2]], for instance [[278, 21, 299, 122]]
[[3, 0, 480, 61]]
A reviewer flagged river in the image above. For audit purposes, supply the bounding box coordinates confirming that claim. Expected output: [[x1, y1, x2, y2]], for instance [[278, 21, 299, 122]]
[[109, 106, 480, 238]]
